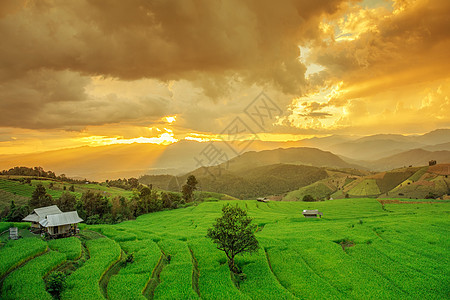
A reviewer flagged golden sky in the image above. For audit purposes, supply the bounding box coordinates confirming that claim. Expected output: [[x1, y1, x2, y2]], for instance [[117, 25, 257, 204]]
[[0, 0, 449, 154]]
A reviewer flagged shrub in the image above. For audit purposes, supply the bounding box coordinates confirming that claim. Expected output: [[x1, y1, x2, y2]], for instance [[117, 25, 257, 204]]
[[46, 271, 66, 299], [302, 195, 315, 202]]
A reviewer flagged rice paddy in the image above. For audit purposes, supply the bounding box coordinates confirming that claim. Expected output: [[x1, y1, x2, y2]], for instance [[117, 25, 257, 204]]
[[0, 198, 448, 299]]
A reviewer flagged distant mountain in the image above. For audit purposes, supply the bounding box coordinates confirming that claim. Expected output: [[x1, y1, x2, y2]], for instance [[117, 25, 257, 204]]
[[415, 129, 450, 145], [222, 147, 362, 173], [0, 141, 357, 181], [364, 149, 450, 171], [0, 128, 448, 180], [423, 142, 450, 151], [324, 129, 450, 161], [329, 138, 425, 161], [295, 135, 358, 149]]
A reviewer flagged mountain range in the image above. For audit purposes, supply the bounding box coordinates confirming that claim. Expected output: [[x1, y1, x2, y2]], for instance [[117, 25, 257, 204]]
[[0, 129, 449, 181]]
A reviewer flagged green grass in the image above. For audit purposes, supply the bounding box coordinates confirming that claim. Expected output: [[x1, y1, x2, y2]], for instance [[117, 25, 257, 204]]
[[0, 190, 29, 211], [0, 237, 48, 278], [376, 170, 417, 194], [348, 179, 381, 197], [0, 179, 68, 199], [153, 239, 199, 299], [48, 237, 82, 260], [61, 237, 121, 300], [1, 251, 66, 300], [390, 175, 450, 199], [188, 238, 249, 299], [89, 199, 450, 299], [0, 179, 134, 210], [108, 239, 161, 300], [408, 166, 429, 182], [0, 198, 449, 299], [0, 222, 30, 233], [284, 181, 334, 201]]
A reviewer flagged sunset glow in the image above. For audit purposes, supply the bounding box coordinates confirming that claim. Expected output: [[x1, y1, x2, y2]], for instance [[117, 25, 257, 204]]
[[0, 0, 448, 155]]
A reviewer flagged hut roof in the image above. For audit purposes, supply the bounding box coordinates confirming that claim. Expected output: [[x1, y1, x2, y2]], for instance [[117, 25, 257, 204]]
[[23, 205, 62, 222], [22, 213, 39, 222], [302, 209, 323, 215], [39, 211, 83, 227]]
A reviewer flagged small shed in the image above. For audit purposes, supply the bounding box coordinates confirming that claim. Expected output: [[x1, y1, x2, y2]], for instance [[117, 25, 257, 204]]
[[257, 197, 269, 203], [302, 209, 323, 218], [9, 227, 19, 240], [39, 211, 83, 237], [23, 205, 63, 232]]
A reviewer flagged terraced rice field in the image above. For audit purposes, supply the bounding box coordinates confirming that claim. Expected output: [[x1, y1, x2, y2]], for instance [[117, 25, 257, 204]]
[[348, 179, 381, 197], [0, 179, 134, 209], [0, 179, 66, 199], [284, 181, 334, 201], [0, 198, 448, 299]]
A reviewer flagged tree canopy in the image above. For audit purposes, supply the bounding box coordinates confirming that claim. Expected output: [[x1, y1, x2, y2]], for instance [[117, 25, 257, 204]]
[[207, 204, 259, 273], [29, 183, 53, 208], [182, 175, 198, 202]]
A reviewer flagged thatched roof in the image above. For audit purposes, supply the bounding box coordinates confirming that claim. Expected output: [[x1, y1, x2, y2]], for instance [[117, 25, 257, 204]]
[[39, 211, 83, 227], [23, 205, 62, 222]]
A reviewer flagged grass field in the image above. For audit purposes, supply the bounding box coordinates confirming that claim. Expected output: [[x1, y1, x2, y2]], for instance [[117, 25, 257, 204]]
[[284, 181, 335, 201], [0, 178, 135, 210], [348, 179, 381, 197], [0, 198, 448, 299]]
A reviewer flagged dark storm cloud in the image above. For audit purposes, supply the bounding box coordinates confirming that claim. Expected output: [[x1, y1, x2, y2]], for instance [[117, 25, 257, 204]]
[[0, 0, 347, 129]]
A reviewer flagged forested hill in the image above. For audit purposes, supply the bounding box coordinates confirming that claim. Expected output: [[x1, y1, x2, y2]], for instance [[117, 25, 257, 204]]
[[140, 163, 329, 199], [223, 147, 362, 173]]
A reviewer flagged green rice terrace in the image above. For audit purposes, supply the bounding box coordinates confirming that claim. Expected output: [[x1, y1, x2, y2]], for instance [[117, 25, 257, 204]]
[[0, 178, 134, 211], [0, 198, 448, 299]]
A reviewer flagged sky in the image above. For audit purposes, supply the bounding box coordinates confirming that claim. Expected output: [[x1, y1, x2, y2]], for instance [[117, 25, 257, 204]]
[[0, 0, 449, 155]]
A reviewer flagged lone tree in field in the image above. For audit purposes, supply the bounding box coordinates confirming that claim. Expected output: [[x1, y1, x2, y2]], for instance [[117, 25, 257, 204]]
[[207, 204, 259, 273], [182, 175, 198, 202]]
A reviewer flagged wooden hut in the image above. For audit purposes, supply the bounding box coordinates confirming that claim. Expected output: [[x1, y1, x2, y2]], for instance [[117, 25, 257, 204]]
[[39, 211, 83, 237], [23, 205, 62, 232], [302, 209, 323, 218]]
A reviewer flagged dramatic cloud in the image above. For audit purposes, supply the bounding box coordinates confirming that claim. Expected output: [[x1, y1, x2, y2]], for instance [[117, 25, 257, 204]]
[[282, 0, 450, 135], [0, 0, 449, 154]]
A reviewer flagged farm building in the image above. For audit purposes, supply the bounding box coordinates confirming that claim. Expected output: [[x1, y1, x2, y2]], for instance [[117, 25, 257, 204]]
[[257, 197, 269, 203], [23, 205, 62, 232], [22, 205, 83, 237], [302, 209, 323, 218], [39, 211, 83, 237]]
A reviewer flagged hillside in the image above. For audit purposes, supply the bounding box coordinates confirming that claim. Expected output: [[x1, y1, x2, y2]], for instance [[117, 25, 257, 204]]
[[0, 177, 135, 212], [1, 198, 448, 299], [141, 163, 329, 199], [223, 147, 362, 173], [283, 164, 450, 201], [140, 147, 363, 198], [364, 149, 450, 171]]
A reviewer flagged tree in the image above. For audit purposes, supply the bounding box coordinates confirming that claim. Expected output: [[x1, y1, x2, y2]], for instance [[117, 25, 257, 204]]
[[29, 183, 53, 208], [182, 175, 198, 202], [57, 192, 77, 212], [207, 204, 259, 273], [80, 190, 111, 218], [3, 200, 29, 222]]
